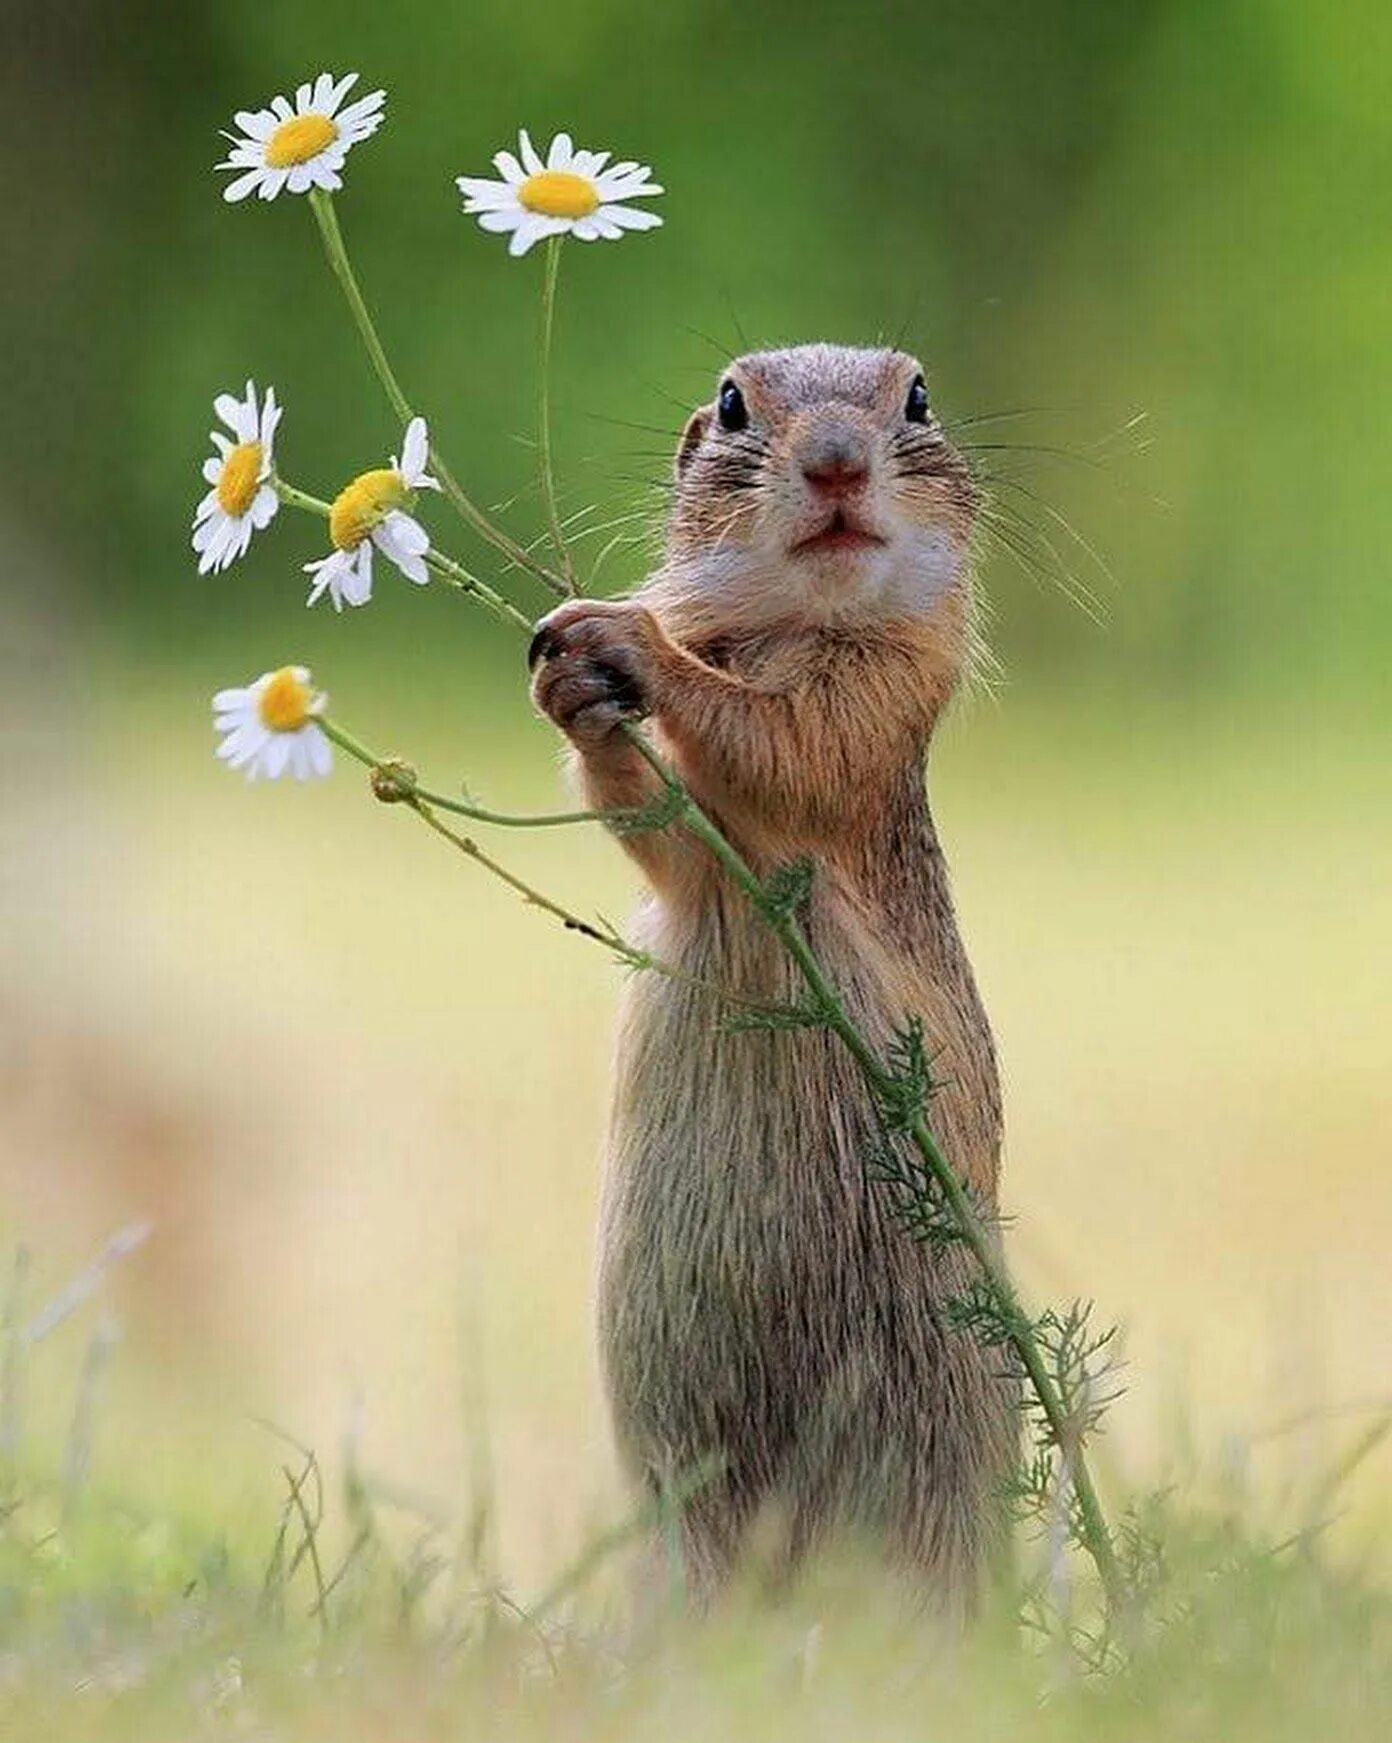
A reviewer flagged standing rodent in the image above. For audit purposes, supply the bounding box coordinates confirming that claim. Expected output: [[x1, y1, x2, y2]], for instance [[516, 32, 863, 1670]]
[[529, 344, 1017, 1613]]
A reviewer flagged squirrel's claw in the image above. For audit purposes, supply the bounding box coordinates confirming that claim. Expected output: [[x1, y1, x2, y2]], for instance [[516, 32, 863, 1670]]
[[529, 601, 659, 749], [528, 623, 560, 670]]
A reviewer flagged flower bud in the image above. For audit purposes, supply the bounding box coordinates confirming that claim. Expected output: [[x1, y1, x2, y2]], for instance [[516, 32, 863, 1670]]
[[370, 758, 418, 804]]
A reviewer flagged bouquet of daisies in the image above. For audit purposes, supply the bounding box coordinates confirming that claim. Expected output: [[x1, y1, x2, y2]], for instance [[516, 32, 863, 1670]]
[[198, 73, 661, 781]]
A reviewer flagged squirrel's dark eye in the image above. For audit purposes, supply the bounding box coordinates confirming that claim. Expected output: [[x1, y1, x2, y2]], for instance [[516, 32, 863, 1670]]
[[904, 374, 929, 424], [717, 379, 748, 432]]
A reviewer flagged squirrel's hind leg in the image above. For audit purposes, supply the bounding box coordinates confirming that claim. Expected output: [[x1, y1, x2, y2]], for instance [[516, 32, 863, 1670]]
[[623, 1466, 762, 1627]]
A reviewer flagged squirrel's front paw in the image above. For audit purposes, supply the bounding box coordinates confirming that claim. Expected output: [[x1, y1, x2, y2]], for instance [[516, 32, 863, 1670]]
[[528, 600, 662, 750]]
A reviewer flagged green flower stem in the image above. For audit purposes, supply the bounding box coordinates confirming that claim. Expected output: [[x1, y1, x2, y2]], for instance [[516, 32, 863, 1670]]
[[618, 723, 1124, 1612], [305, 188, 568, 599], [319, 716, 643, 955], [271, 476, 532, 632], [537, 236, 576, 592], [422, 549, 533, 632], [317, 717, 637, 831], [272, 478, 332, 517], [317, 716, 803, 1018]]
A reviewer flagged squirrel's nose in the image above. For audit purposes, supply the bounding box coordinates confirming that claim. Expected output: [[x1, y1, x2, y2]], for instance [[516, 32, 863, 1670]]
[[800, 432, 870, 498], [803, 456, 869, 498]]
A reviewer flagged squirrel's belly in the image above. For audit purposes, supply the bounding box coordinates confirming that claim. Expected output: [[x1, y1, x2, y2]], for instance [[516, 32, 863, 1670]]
[[595, 893, 1002, 1481]]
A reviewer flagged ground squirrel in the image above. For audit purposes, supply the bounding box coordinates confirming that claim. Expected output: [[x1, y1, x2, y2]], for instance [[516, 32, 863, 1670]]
[[530, 344, 1017, 1612]]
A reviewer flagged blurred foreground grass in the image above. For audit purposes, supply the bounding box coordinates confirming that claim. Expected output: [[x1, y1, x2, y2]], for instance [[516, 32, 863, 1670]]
[[3, 1457, 1392, 1740], [2, 653, 1389, 1734]]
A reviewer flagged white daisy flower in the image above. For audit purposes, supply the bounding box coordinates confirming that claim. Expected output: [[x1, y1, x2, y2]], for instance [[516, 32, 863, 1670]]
[[192, 381, 282, 575], [213, 666, 332, 782], [456, 130, 663, 258], [216, 72, 385, 202], [304, 416, 440, 610]]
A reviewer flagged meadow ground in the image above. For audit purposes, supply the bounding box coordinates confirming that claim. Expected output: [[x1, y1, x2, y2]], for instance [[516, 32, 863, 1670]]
[[2, 656, 1389, 1735]]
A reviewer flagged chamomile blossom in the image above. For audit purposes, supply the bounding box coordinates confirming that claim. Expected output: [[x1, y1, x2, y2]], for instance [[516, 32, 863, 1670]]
[[304, 416, 439, 610], [456, 130, 663, 257], [192, 381, 282, 575], [213, 666, 332, 782], [216, 72, 385, 202]]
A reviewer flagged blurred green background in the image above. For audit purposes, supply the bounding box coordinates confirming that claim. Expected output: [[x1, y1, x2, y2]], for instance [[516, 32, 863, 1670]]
[[1, 0, 1388, 1594], [9, 0, 1392, 687]]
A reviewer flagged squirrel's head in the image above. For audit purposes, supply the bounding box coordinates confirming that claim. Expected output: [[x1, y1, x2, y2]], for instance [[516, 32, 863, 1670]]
[[662, 343, 976, 632]]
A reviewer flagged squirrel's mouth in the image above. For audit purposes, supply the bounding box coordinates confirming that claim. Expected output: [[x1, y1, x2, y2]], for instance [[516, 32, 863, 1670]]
[[790, 508, 886, 557]]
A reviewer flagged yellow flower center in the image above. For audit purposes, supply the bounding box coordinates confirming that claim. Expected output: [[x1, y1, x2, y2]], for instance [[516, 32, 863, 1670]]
[[518, 170, 599, 220], [216, 441, 263, 517], [265, 112, 338, 168], [329, 469, 407, 550], [257, 667, 315, 733]]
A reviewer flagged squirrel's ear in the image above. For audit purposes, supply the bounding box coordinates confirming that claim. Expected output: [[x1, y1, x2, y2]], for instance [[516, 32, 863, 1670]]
[[675, 409, 708, 478]]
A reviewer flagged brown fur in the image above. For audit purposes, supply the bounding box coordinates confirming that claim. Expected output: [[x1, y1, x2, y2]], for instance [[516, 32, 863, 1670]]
[[531, 345, 1017, 1611]]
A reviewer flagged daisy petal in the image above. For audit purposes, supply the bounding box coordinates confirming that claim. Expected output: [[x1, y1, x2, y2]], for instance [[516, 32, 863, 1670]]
[[509, 214, 557, 256], [325, 72, 359, 114], [600, 204, 664, 232], [457, 177, 516, 209], [400, 417, 428, 482], [518, 129, 545, 174], [386, 511, 429, 555], [596, 169, 662, 200], [336, 91, 385, 130], [234, 109, 275, 139], [265, 734, 292, 780], [352, 550, 377, 604]]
